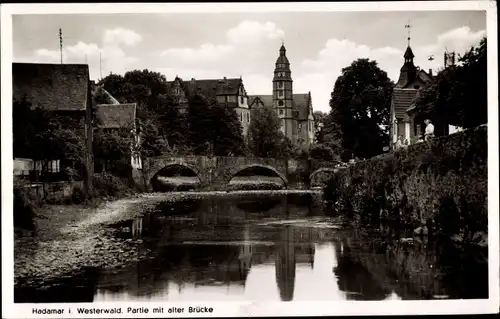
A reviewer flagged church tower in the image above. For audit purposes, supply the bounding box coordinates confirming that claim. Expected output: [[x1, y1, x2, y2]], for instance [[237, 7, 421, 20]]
[[395, 45, 418, 87], [273, 43, 296, 141]]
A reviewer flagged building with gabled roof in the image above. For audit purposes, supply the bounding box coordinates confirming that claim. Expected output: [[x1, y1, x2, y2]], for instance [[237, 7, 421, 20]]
[[389, 44, 433, 150], [166, 76, 251, 136], [248, 44, 316, 148], [12, 62, 94, 187], [94, 98, 143, 172]]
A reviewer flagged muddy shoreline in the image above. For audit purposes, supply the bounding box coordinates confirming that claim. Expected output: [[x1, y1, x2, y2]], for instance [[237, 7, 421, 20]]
[[14, 190, 321, 290]]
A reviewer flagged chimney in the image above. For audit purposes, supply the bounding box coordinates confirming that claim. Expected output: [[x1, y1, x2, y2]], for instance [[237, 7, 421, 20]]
[[223, 76, 227, 83], [428, 69, 433, 77], [191, 78, 196, 85]]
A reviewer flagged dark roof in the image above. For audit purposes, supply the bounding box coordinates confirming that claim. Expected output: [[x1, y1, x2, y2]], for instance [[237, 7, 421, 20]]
[[392, 88, 418, 121], [404, 46, 415, 59], [92, 86, 120, 105], [416, 69, 432, 83], [248, 95, 273, 108], [276, 45, 290, 65], [167, 77, 243, 100], [248, 93, 312, 121], [294, 93, 311, 120], [13, 63, 90, 111], [96, 103, 137, 128]]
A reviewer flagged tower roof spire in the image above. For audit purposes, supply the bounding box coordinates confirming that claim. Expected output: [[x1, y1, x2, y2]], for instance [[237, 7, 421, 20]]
[[405, 21, 412, 47], [280, 41, 286, 55]]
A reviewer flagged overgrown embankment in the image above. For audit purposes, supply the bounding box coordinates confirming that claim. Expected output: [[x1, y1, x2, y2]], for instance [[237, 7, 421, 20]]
[[324, 125, 487, 243]]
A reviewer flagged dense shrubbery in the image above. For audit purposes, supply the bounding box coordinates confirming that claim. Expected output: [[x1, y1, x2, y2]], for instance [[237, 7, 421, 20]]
[[324, 125, 487, 239], [67, 173, 135, 204], [13, 187, 38, 231]]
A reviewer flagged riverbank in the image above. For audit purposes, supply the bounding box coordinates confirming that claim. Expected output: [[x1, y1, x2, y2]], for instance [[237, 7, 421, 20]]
[[14, 189, 321, 289]]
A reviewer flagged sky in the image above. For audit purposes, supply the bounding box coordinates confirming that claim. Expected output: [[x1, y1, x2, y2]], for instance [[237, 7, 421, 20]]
[[12, 11, 486, 113]]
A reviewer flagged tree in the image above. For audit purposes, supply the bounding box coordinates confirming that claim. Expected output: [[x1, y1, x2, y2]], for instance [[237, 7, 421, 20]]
[[98, 70, 184, 157], [327, 58, 393, 160], [154, 93, 189, 150], [248, 106, 291, 158], [187, 94, 216, 155], [187, 94, 245, 156], [413, 37, 487, 128], [13, 97, 88, 182], [309, 144, 336, 162], [209, 104, 246, 156]]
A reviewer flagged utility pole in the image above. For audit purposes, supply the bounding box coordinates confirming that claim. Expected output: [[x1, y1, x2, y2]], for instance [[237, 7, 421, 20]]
[[59, 28, 63, 64]]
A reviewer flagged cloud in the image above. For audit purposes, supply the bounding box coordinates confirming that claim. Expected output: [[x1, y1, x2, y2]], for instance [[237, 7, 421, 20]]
[[226, 20, 284, 45], [154, 20, 284, 79], [32, 28, 142, 79], [160, 43, 235, 64], [294, 26, 486, 113], [103, 27, 142, 47]]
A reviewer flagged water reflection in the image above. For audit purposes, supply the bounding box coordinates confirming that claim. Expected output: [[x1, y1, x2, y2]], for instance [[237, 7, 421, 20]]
[[15, 194, 488, 303]]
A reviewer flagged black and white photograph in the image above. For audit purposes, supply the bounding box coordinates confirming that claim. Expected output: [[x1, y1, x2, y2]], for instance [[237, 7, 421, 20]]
[[1, 1, 498, 317]]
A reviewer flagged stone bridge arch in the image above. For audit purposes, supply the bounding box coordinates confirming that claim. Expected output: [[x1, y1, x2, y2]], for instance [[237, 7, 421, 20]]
[[309, 167, 339, 188], [147, 162, 205, 191], [226, 163, 289, 187]]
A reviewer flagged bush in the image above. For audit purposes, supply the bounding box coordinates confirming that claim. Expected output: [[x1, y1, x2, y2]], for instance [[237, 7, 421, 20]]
[[93, 173, 133, 198], [323, 125, 487, 238], [14, 187, 38, 231], [310, 144, 335, 161]]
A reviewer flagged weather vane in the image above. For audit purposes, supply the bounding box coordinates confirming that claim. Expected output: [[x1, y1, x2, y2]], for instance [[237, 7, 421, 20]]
[[405, 22, 412, 46]]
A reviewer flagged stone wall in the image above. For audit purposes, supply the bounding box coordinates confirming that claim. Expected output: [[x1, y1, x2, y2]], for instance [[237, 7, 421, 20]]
[[324, 125, 488, 241]]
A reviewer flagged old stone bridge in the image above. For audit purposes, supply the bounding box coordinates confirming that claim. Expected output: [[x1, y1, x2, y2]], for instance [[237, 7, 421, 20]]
[[137, 155, 342, 191]]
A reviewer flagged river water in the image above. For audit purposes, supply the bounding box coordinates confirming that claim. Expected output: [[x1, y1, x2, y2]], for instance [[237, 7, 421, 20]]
[[16, 193, 488, 302]]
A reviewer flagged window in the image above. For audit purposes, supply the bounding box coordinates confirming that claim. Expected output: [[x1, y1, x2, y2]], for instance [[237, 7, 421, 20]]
[[240, 113, 243, 122], [278, 100, 284, 106], [279, 109, 284, 115], [278, 91, 284, 98], [247, 112, 250, 123], [298, 123, 302, 132], [240, 96, 244, 104], [278, 82, 284, 89]]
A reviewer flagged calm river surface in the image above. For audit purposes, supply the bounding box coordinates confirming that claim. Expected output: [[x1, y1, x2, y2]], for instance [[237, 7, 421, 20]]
[[16, 193, 488, 302]]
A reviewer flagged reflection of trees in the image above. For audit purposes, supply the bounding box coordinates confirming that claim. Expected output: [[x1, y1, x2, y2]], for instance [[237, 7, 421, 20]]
[[433, 240, 488, 299], [236, 196, 282, 214], [331, 231, 488, 300], [333, 237, 391, 300]]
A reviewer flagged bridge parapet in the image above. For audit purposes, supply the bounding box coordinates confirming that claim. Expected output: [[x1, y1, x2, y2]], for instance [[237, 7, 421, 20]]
[[142, 155, 343, 191]]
